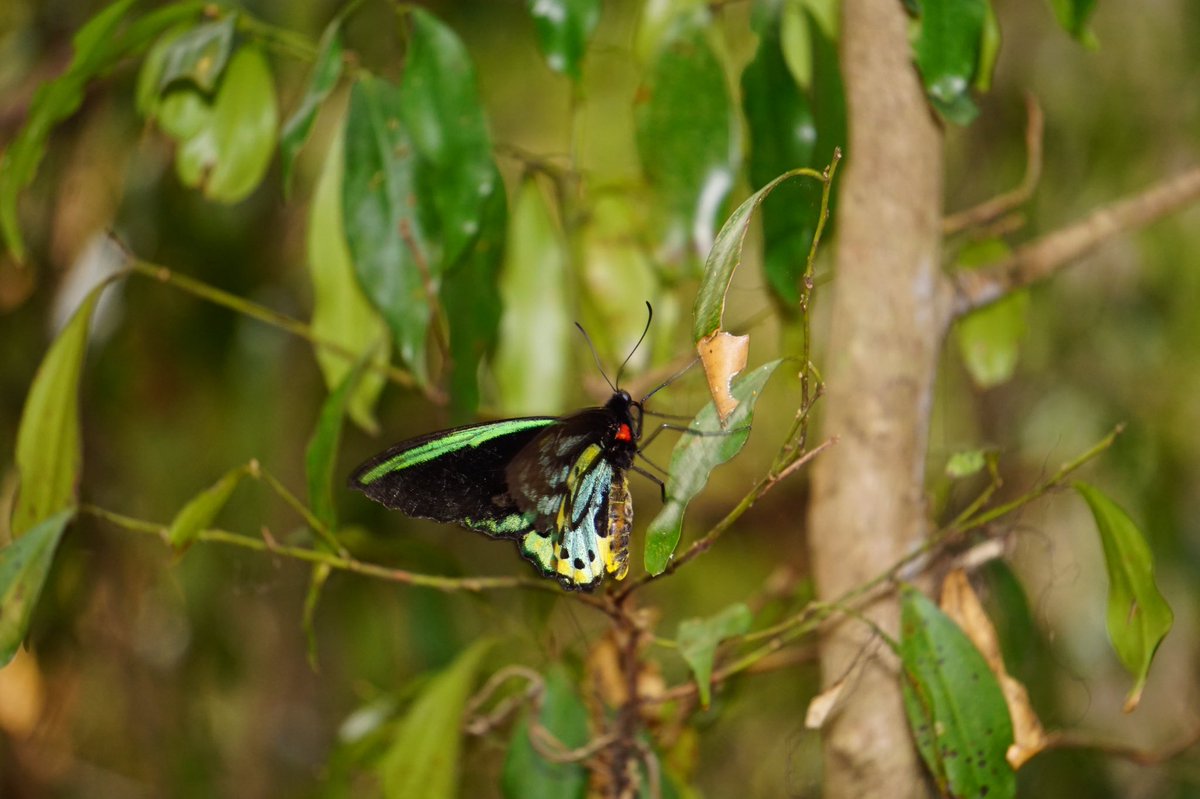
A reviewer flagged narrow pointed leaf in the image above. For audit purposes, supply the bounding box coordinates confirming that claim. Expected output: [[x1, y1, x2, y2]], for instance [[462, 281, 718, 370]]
[[303, 562, 332, 670], [308, 122, 389, 433], [167, 465, 249, 551], [494, 179, 570, 415], [280, 18, 344, 196], [154, 13, 236, 94], [399, 9, 497, 268], [741, 15, 817, 305], [0, 0, 203, 260], [342, 76, 433, 385], [380, 639, 493, 799], [692, 171, 821, 341], [0, 509, 75, 668], [12, 283, 108, 535], [900, 584, 1016, 799], [1048, 0, 1098, 43], [676, 603, 752, 707], [306, 359, 368, 531], [526, 0, 602, 81], [1074, 483, 1174, 712], [644, 360, 781, 574], [502, 665, 589, 799], [914, 0, 986, 125], [442, 166, 507, 420], [635, 16, 740, 264]]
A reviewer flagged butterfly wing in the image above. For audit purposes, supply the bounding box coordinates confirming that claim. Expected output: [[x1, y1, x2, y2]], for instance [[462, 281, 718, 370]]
[[506, 411, 630, 589], [348, 417, 557, 538]]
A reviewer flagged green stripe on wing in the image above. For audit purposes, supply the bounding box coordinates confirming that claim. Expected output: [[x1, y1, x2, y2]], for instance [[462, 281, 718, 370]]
[[357, 418, 557, 484]]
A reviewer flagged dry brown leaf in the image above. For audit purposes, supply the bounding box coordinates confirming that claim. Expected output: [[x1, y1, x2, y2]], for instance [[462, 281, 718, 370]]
[[697, 330, 749, 424], [805, 675, 846, 730], [940, 568, 1049, 770]]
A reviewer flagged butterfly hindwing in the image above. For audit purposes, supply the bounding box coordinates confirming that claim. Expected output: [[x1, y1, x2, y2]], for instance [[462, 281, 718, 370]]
[[348, 418, 557, 537]]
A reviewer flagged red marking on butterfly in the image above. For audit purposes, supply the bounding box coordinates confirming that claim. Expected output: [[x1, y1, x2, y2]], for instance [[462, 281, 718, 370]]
[[615, 423, 633, 442]]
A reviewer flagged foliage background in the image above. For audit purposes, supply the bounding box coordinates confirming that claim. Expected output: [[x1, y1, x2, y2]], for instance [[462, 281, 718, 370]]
[[1, 0, 1198, 796]]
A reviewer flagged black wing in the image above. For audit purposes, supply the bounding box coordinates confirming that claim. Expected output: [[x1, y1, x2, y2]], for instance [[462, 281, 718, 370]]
[[348, 417, 558, 537]]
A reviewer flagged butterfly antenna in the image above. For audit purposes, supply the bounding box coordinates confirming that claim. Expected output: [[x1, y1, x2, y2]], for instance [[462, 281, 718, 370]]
[[614, 301, 653, 388], [575, 321, 618, 393], [640, 357, 699, 403]]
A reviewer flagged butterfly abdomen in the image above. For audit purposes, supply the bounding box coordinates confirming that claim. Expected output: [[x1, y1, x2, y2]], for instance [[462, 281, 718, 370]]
[[606, 472, 633, 580]]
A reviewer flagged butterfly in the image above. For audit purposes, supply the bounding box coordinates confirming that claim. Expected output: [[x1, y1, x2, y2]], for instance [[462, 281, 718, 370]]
[[348, 306, 682, 591]]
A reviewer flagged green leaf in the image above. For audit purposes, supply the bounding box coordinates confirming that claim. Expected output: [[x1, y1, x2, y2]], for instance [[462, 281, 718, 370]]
[[676, 603, 752, 707], [342, 76, 433, 385], [501, 665, 589, 799], [154, 13, 236, 94], [1048, 0, 1098, 43], [306, 359, 368, 532], [399, 8, 497, 268], [0, 509, 75, 668], [741, 15, 817, 306], [914, 0, 986, 125], [170, 45, 278, 203], [380, 639, 493, 799], [303, 562, 332, 670], [443, 165, 507, 420], [0, 0, 204, 261], [954, 239, 1027, 388], [1074, 483, 1174, 712], [644, 360, 781, 574], [526, 0, 602, 81], [957, 291, 1029, 388], [899, 584, 1016, 799], [692, 171, 821, 341], [944, 449, 986, 479], [280, 17, 344, 196], [635, 15, 740, 264], [308, 121, 390, 434], [166, 465, 249, 551], [12, 283, 107, 536], [975, 0, 1001, 93], [494, 178, 570, 415]]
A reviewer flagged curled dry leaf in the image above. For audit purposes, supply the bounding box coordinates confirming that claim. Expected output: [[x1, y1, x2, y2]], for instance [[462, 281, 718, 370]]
[[697, 330, 749, 424], [940, 568, 1048, 769], [805, 675, 846, 730]]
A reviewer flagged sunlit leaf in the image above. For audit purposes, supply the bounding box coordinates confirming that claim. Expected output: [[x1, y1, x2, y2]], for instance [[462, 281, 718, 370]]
[[526, 0, 602, 81], [0, 0, 203, 260], [1074, 483, 1174, 712], [399, 8, 497, 268], [635, 14, 739, 264], [167, 465, 249, 551], [342, 75, 433, 385], [644, 360, 781, 574], [379, 639, 493, 799], [12, 283, 108, 535], [308, 122, 390, 434], [914, 0, 986, 125], [1048, 0, 1098, 44], [280, 17, 344, 196], [153, 13, 236, 94], [501, 665, 589, 799], [692, 170, 820, 341], [170, 45, 278, 203], [742, 11, 816, 305], [900, 584, 1016, 798], [494, 178, 570, 415], [442, 166, 507, 420], [0, 509, 75, 668], [676, 603, 752, 707]]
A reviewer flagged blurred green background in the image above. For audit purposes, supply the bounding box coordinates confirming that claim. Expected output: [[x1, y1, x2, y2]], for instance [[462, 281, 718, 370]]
[[2, 0, 1199, 796]]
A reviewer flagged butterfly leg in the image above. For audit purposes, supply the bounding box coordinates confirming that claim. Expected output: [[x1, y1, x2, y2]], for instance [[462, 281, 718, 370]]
[[629, 464, 667, 502]]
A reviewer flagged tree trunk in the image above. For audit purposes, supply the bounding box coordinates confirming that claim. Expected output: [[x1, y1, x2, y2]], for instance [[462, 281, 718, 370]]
[[807, 0, 948, 796]]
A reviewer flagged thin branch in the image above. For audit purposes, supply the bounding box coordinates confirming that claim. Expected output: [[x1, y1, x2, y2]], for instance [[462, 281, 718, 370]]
[[79, 504, 608, 606], [943, 94, 1044, 236], [952, 166, 1200, 318], [1040, 725, 1200, 767]]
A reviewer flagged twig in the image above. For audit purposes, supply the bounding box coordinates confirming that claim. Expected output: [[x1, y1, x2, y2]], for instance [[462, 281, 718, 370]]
[[80, 504, 608, 606], [1040, 725, 1200, 766], [952, 166, 1200, 317], [943, 94, 1044, 236]]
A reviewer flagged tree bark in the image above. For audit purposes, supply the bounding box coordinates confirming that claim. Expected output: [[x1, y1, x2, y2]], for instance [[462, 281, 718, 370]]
[[807, 0, 948, 796]]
